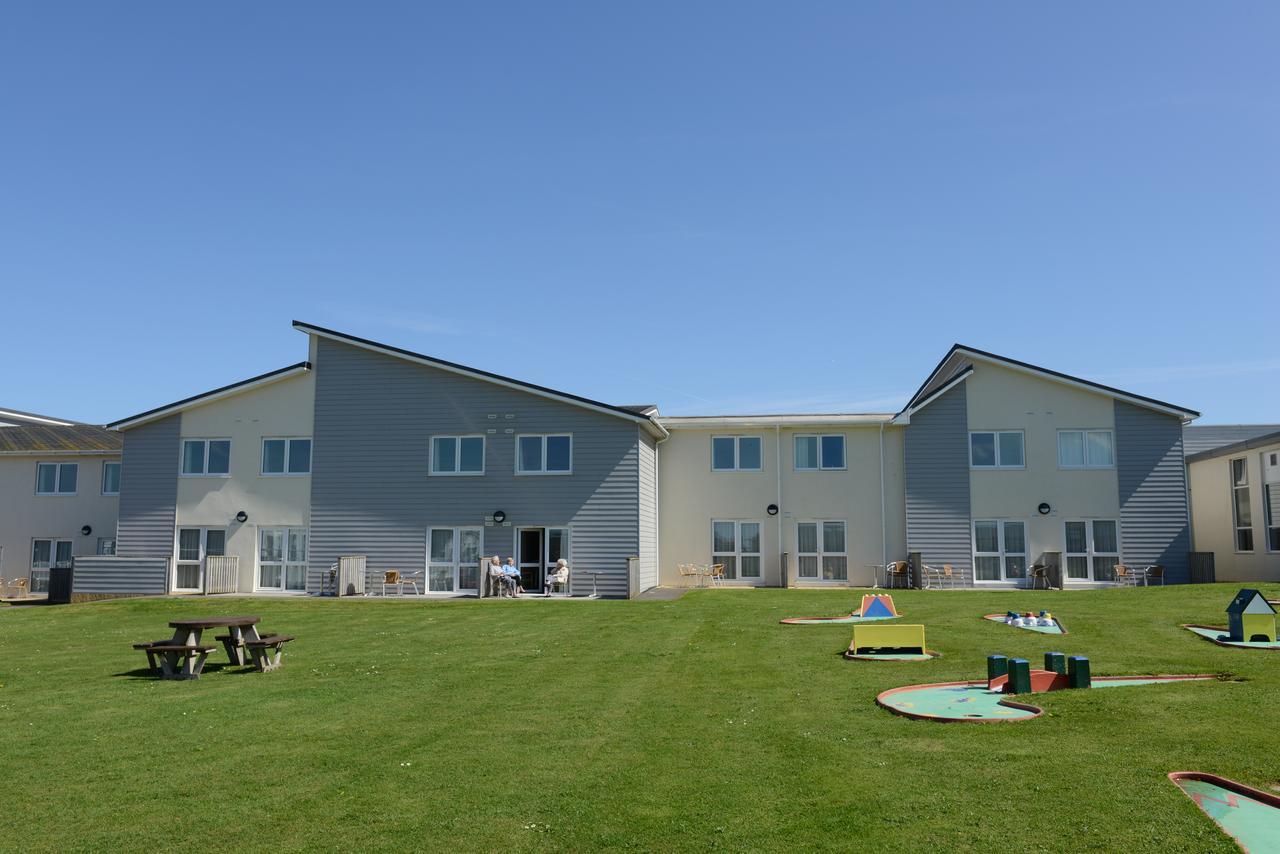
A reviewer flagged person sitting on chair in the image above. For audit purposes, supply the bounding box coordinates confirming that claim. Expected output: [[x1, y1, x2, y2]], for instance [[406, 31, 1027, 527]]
[[545, 559, 569, 596], [502, 557, 522, 596], [487, 556, 506, 597]]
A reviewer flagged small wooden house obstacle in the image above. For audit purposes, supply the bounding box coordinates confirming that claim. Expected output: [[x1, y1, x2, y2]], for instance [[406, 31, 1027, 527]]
[[1226, 589, 1277, 643], [986, 652, 1091, 694]]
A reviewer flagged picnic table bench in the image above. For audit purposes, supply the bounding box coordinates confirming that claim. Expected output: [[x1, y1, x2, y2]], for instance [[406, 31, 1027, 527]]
[[134, 616, 268, 679], [132, 641, 219, 680], [245, 634, 296, 672]]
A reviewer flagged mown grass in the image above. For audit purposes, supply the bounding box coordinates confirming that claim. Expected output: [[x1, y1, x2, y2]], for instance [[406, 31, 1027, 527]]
[[1, 583, 1277, 851]]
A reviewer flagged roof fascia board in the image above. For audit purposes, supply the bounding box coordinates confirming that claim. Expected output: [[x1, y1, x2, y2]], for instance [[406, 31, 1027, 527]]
[[0, 409, 78, 427], [0, 449, 122, 457], [893, 365, 975, 423], [660, 415, 895, 429], [295, 321, 667, 439], [109, 363, 312, 430]]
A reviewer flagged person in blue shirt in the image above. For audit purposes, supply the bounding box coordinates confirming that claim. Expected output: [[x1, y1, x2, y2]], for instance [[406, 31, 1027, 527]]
[[502, 557, 522, 596]]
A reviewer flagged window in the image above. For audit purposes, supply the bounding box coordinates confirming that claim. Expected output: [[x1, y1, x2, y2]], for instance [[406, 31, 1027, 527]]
[[96, 537, 116, 556], [973, 520, 1027, 582], [1232, 458, 1254, 552], [101, 461, 121, 495], [181, 439, 231, 475], [711, 436, 762, 471], [35, 462, 78, 495], [30, 539, 72, 594], [259, 528, 307, 591], [174, 528, 225, 591], [794, 435, 846, 471], [711, 520, 762, 581], [1064, 519, 1120, 582], [261, 438, 312, 475], [796, 520, 847, 581], [430, 436, 484, 475], [970, 432, 1024, 468], [428, 527, 483, 592], [517, 434, 572, 474], [1265, 483, 1280, 553], [1058, 430, 1115, 468]]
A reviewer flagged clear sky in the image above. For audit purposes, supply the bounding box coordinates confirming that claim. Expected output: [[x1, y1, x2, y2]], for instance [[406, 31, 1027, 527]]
[[2, 3, 1277, 425]]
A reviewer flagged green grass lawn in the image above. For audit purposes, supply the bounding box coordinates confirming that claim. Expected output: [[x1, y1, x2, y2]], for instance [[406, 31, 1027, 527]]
[[2, 584, 1277, 851]]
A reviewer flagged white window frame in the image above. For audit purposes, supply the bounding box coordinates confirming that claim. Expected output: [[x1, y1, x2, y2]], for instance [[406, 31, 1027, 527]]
[[173, 527, 227, 593], [515, 434, 573, 475], [1231, 457, 1254, 553], [1063, 519, 1121, 582], [711, 435, 763, 472], [35, 462, 78, 495], [30, 538, 73, 593], [972, 519, 1028, 583], [1057, 429, 1115, 469], [429, 435, 486, 476], [256, 527, 309, 592], [710, 520, 763, 582], [96, 536, 116, 556], [794, 434, 847, 471], [795, 520, 848, 582], [969, 431, 1025, 469], [181, 438, 232, 477], [101, 461, 121, 495], [260, 437, 313, 476], [1264, 451, 1280, 553], [427, 526, 485, 593]]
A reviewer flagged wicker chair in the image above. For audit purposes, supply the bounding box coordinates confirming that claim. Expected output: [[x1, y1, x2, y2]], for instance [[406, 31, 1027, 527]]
[[677, 564, 700, 588], [708, 564, 726, 587], [1028, 564, 1051, 590], [886, 561, 911, 589], [1144, 565, 1165, 586]]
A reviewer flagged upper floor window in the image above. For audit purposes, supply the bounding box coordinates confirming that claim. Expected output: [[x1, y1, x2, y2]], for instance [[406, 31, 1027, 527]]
[[36, 462, 78, 495], [1232, 458, 1254, 552], [1058, 430, 1114, 468], [517, 434, 571, 475], [97, 537, 117, 556], [431, 436, 484, 475], [970, 431, 1024, 469], [262, 438, 312, 476], [712, 436, 762, 471], [101, 461, 121, 495], [182, 439, 231, 476], [794, 435, 846, 471]]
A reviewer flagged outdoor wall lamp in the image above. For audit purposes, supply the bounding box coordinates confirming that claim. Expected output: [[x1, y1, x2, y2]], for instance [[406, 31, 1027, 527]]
[[81, 525, 92, 536], [766, 504, 779, 516], [493, 510, 507, 524], [236, 511, 249, 523], [1038, 503, 1051, 516]]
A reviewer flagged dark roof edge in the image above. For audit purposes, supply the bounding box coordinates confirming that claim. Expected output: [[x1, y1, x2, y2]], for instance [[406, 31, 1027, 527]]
[[293, 320, 659, 427], [108, 363, 312, 429], [901, 344, 1199, 418], [1186, 429, 1280, 464]]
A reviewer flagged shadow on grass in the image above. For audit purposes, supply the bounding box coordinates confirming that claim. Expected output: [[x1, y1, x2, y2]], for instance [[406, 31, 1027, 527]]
[[111, 662, 262, 679]]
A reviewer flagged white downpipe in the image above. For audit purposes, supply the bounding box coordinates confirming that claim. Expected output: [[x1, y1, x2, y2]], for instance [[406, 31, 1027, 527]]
[[775, 425, 784, 588], [879, 422, 887, 572]]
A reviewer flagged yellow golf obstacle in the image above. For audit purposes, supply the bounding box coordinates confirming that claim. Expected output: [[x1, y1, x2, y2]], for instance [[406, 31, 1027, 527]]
[[850, 623, 927, 655]]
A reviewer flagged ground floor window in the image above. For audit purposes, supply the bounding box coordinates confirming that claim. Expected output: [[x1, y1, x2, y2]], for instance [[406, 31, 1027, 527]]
[[97, 537, 116, 556], [1265, 483, 1280, 553], [973, 520, 1026, 582], [1064, 519, 1120, 581], [31, 538, 72, 593], [428, 527, 483, 592], [711, 520, 761, 580], [796, 520, 847, 580], [175, 528, 226, 591], [259, 527, 307, 591]]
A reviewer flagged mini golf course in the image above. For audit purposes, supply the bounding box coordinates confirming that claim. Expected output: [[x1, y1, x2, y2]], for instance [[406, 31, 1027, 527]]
[[1184, 625, 1280, 650], [983, 612, 1066, 634], [781, 593, 898, 625], [843, 650, 938, 662], [877, 674, 1216, 723], [1170, 772, 1280, 852]]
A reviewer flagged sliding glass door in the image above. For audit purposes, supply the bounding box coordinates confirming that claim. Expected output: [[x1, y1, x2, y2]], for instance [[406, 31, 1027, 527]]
[[428, 527, 483, 593]]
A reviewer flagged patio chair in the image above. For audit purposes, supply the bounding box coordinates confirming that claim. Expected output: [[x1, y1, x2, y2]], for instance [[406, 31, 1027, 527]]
[[708, 564, 726, 587], [886, 561, 911, 589], [920, 565, 942, 589], [1113, 564, 1138, 587], [487, 566, 508, 597], [1145, 564, 1165, 586], [381, 570, 418, 596], [941, 564, 956, 589], [1028, 564, 1051, 590], [3, 577, 29, 598], [677, 564, 700, 588]]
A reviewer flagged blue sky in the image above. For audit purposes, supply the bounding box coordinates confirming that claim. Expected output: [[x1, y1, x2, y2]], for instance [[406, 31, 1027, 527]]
[[2, 2, 1277, 424]]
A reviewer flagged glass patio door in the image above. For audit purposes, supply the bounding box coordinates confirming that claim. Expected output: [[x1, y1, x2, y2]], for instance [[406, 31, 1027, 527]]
[[175, 528, 226, 592], [258, 528, 307, 591], [428, 527, 483, 593], [516, 527, 569, 593], [1064, 520, 1120, 582]]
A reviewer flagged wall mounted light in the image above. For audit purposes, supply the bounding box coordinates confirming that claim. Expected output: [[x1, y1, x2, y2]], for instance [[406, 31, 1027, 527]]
[[1037, 503, 1051, 516], [81, 525, 92, 536], [766, 504, 779, 516], [236, 510, 249, 523], [493, 510, 507, 524]]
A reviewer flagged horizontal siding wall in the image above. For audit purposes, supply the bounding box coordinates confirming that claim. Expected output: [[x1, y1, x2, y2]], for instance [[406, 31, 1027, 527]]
[[116, 415, 179, 558], [636, 429, 658, 592], [1116, 401, 1191, 583], [309, 338, 642, 598], [905, 383, 973, 583], [72, 556, 168, 595]]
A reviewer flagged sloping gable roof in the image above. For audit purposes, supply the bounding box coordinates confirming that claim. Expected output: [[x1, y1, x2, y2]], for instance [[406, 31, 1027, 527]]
[[899, 344, 1199, 421], [109, 363, 312, 430], [1185, 427, 1280, 463], [0, 424, 122, 454], [0, 407, 80, 427], [294, 321, 667, 439], [1226, 589, 1275, 616]]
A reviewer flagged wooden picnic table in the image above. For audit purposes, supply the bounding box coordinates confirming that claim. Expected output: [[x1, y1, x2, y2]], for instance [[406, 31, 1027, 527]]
[[168, 616, 262, 666]]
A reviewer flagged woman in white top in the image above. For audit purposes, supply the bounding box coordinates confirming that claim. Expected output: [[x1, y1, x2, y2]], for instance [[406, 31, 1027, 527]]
[[487, 555, 506, 597], [545, 559, 569, 596]]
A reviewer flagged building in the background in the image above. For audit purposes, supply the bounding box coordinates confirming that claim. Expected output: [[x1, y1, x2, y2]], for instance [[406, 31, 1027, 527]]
[[1186, 426, 1280, 582]]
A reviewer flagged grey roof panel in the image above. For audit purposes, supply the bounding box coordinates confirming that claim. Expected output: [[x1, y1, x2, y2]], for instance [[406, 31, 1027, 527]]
[[0, 424, 122, 453]]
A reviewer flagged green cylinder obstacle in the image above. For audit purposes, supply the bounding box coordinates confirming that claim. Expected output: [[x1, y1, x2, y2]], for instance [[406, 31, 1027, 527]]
[[1068, 656, 1091, 689], [1044, 652, 1067, 675], [1008, 658, 1032, 694], [987, 655, 1009, 682]]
